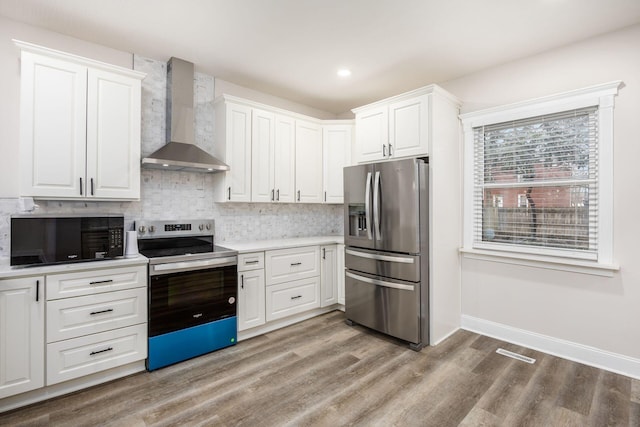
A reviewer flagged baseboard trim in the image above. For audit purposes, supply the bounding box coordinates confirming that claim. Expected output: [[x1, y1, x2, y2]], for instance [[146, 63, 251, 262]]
[[461, 315, 640, 380]]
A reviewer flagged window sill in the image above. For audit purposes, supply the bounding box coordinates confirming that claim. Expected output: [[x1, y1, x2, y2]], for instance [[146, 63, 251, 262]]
[[459, 248, 619, 277]]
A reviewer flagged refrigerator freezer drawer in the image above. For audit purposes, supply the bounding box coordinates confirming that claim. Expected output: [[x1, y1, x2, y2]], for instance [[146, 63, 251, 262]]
[[345, 270, 420, 344], [345, 247, 420, 282]]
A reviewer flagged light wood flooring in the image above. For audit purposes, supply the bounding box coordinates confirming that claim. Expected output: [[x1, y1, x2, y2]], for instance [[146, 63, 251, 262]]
[[1, 310, 639, 426]]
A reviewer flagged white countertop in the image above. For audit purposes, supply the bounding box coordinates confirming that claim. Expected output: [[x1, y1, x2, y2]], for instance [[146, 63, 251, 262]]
[[0, 255, 149, 280], [223, 235, 344, 253]]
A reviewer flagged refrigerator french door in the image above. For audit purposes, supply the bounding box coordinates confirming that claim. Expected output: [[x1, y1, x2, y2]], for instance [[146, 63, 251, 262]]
[[343, 158, 429, 349]]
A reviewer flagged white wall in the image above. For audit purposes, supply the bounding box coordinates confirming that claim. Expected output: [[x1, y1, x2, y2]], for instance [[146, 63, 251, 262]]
[[440, 24, 640, 374]]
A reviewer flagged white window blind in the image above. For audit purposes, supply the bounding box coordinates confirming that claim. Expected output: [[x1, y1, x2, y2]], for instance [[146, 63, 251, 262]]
[[472, 106, 599, 260]]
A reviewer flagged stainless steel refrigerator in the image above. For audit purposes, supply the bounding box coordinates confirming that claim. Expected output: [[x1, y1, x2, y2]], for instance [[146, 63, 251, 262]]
[[343, 157, 429, 350]]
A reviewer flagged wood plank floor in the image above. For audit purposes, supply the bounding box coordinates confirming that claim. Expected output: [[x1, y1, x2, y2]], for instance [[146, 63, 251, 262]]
[[2, 310, 639, 426]]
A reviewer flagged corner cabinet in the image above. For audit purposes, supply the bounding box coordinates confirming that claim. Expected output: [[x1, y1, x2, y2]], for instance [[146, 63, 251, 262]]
[[0, 276, 45, 400], [295, 120, 323, 203], [322, 124, 352, 204], [17, 41, 145, 200], [353, 86, 455, 163]]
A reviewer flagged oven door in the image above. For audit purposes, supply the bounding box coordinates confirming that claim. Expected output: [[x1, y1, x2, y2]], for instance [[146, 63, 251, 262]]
[[148, 256, 237, 337]]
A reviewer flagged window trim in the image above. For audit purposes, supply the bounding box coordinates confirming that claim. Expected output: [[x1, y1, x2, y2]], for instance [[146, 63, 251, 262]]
[[460, 81, 622, 271]]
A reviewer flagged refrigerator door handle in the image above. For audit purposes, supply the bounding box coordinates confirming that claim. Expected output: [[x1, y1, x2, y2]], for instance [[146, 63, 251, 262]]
[[365, 172, 373, 240], [345, 249, 415, 264], [346, 271, 415, 291], [373, 171, 381, 241]]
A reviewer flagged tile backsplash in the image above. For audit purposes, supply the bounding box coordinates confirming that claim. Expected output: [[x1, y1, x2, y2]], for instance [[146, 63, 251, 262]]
[[0, 55, 342, 260]]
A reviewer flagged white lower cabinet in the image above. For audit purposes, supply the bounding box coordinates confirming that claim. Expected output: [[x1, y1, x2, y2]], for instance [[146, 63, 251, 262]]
[[320, 245, 338, 307], [45, 265, 148, 386], [0, 276, 44, 399], [46, 323, 146, 386], [337, 244, 345, 305], [266, 277, 320, 321], [238, 266, 266, 332]]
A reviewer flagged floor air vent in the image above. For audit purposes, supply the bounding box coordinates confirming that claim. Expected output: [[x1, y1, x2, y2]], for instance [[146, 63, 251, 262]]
[[496, 348, 536, 364]]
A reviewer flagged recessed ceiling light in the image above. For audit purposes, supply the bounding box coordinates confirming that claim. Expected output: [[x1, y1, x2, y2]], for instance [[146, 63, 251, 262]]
[[162, 163, 169, 167], [337, 68, 351, 78]]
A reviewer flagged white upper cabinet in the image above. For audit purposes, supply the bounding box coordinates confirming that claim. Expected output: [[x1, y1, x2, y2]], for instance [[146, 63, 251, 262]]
[[18, 42, 144, 200], [273, 115, 296, 203], [322, 124, 352, 204], [251, 108, 275, 203], [355, 106, 388, 163], [214, 101, 252, 202], [388, 95, 429, 159], [250, 110, 295, 203], [295, 120, 323, 203], [352, 86, 457, 164], [86, 68, 142, 199]]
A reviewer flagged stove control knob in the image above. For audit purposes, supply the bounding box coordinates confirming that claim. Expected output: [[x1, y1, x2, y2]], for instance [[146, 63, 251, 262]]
[[149, 225, 156, 233], [199, 224, 204, 231], [206, 223, 211, 231], [138, 226, 146, 233]]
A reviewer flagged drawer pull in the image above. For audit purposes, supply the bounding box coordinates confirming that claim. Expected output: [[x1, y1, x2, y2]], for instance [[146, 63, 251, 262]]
[[291, 295, 302, 300], [90, 347, 113, 356], [89, 279, 114, 285], [290, 262, 302, 266], [90, 308, 114, 316], [245, 260, 260, 265]]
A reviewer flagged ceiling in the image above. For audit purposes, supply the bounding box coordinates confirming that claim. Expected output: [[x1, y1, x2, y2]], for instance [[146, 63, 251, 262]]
[[1, 0, 640, 115]]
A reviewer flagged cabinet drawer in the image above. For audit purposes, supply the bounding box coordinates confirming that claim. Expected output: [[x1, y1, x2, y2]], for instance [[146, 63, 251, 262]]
[[47, 265, 147, 300], [266, 277, 320, 322], [47, 287, 147, 343], [237, 252, 265, 272], [46, 323, 147, 386], [265, 246, 319, 286]]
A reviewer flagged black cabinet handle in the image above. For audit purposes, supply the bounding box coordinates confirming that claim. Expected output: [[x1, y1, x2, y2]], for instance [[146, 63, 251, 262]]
[[324, 191, 327, 202], [297, 190, 301, 202], [382, 144, 387, 157], [271, 189, 274, 201], [89, 279, 113, 285], [90, 178, 94, 195], [228, 187, 231, 200], [35, 279, 40, 302], [90, 347, 113, 356], [276, 189, 280, 201], [80, 177, 83, 196], [389, 144, 393, 156], [290, 262, 302, 266], [245, 260, 259, 265], [291, 295, 302, 300], [90, 308, 114, 315], [241, 274, 244, 289], [322, 248, 326, 260]]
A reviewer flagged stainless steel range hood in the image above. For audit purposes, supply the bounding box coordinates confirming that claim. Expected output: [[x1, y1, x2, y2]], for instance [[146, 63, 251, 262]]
[[141, 57, 229, 173]]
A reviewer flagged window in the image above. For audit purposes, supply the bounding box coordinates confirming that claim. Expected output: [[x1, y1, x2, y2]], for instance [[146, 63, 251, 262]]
[[461, 82, 622, 266]]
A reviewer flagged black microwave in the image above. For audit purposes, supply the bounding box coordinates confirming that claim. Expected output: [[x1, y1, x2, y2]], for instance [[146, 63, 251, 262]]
[[10, 215, 124, 267]]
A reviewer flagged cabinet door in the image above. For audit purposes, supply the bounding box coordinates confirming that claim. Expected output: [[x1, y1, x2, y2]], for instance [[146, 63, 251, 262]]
[[337, 244, 345, 305], [225, 103, 252, 202], [20, 51, 87, 198], [320, 245, 338, 307], [86, 68, 141, 199], [355, 106, 388, 163], [0, 276, 45, 399], [251, 108, 275, 203], [238, 269, 266, 331], [388, 95, 429, 159], [323, 125, 352, 203], [273, 115, 296, 203], [295, 120, 323, 203]]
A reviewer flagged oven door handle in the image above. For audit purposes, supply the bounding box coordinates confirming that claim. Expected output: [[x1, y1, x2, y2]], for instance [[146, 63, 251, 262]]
[[150, 256, 237, 275]]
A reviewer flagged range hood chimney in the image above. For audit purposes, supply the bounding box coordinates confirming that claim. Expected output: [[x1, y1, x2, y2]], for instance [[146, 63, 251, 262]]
[[141, 57, 229, 173]]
